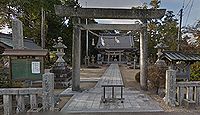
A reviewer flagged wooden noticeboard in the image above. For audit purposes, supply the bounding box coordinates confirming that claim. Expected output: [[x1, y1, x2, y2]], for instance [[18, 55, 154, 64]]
[[11, 59, 42, 80]]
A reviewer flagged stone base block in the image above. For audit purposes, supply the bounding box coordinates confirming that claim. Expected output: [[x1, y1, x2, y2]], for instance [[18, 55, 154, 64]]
[[182, 99, 196, 109], [27, 108, 42, 112]]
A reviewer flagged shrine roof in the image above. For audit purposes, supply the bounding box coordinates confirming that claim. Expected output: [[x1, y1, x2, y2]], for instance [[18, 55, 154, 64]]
[[161, 51, 200, 62], [2, 49, 48, 56], [0, 33, 42, 50], [96, 34, 134, 50]]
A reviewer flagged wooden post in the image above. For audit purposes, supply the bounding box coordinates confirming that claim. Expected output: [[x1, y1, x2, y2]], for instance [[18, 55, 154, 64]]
[[41, 7, 45, 48], [72, 17, 81, 91]]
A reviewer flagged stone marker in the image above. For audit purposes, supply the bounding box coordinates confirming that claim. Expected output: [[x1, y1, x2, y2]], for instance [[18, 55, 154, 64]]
[[165, 69, 176, 106], [12, 18, 24, 49], [42, 73, 54, 111]]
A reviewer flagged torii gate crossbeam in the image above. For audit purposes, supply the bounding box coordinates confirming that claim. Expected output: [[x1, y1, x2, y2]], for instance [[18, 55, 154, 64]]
[[79, 24, 142, 31], [55, 6, 166, 91], [55, 5, 165, 19]]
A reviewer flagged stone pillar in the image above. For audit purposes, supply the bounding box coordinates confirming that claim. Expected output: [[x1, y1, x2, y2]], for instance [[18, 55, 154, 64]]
[[102, 55, 104, 63], [91, 55, 95, 65], [3, 95, 12, 115], [126, 55, 128, 63], [84, 56, 87, 66], [86, 19, 89, 66], [197, 87, 200, 105], [108, 54, 110, 64], [134, 57, 137, 69], [119, 53, 122, 62], [72, 17, 81, 91], [12, 18, 24, 49], [186, 87, 193, 101], [165, 69, 176, 106], [16, 95, 25, 113], [177, 86, 184, 105], [30, 94, 37, 109], [42, 73, 54, 111], [140, 20, 148, 90]]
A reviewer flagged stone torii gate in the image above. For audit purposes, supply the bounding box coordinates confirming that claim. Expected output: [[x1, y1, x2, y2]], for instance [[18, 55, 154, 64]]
[[55, 5, 165, 91]]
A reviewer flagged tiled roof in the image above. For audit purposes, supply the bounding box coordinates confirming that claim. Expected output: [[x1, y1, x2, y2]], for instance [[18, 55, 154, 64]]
[[161, 51, 200, 62], [2, 49, 48, 56], [96, 34, 134, 50], [0, 33, 42, 49]]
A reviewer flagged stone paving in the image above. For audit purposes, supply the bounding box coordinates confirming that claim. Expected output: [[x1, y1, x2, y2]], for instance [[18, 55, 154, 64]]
[[61, 64, 163, 113]]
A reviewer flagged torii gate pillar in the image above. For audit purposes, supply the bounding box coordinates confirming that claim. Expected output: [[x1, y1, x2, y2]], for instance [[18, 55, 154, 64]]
[[140, 20, 148, 90], [72, 17, 81, 91]]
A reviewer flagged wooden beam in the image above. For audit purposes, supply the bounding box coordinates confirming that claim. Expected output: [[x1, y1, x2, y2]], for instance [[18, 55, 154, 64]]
[[79, 24, 142, 30], [55, 5, 166, 19]]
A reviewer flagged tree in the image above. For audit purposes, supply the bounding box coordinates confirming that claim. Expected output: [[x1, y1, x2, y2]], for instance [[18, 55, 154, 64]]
[[150, 0, 161, 9], [160, 11, 178, 51], [132, 1, 179, 63], [148, 1, 178, 61], [181, 20, 200, 53]]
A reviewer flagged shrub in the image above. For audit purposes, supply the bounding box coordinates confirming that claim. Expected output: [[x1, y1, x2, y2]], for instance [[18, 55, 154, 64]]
[[190, 62, 200, 81], [147, 65, 167, 94], [135, 72, 140, 83], [134, 65, 167, 94]]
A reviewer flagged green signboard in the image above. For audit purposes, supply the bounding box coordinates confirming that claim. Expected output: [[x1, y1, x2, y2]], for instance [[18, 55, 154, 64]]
[[11, 59, 42, 80]]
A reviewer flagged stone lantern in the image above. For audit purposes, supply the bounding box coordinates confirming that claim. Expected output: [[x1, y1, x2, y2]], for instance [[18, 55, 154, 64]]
[[133, 55, 137, 69], [53, 37, 67, 65], [154, 37, 168, 67], [50, 37, 71, 80]]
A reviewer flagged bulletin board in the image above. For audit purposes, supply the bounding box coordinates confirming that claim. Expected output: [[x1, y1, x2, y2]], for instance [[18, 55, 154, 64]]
[[11, 59, 42, 80]]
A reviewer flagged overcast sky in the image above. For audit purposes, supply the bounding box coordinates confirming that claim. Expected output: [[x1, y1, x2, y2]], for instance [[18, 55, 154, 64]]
[[1, 0, 199, 34], [79, 0, 200, 26]]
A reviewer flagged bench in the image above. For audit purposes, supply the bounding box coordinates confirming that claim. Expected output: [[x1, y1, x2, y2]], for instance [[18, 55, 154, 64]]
[[99, 64, 125, 103], [101, 84, 125, 103]]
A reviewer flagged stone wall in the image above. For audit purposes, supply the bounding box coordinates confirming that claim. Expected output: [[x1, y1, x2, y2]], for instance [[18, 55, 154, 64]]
[[165, 69, 200, 108], [0, 73, 55, 115]]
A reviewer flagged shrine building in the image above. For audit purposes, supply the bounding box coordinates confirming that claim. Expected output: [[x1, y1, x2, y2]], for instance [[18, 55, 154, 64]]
[[96, 33, 136, 64]]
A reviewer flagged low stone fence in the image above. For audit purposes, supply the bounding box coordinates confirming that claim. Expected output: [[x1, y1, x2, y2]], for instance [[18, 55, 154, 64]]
[[165, 69, 200, 108], [176, 82, 200, 106], [0, 73, 54, 115]]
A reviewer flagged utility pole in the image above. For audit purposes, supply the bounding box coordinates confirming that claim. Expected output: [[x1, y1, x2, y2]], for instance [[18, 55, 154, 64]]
[[177, 8, 183, 51], [41, 7, 45, 49]]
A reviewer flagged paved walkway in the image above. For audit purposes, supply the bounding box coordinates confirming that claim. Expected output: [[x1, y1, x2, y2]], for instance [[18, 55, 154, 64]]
[[61, 64, 163, 113]]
